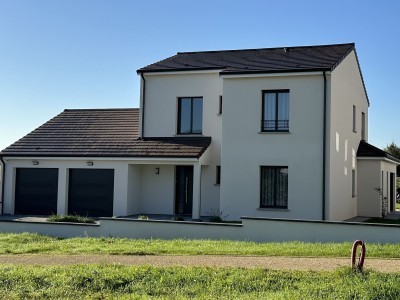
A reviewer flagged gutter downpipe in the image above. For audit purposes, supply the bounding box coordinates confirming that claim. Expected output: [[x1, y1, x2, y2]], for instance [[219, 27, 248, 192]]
[[140, 73, 146, 138], [0, 156, 5, 215], [322, 71, 327, 220]]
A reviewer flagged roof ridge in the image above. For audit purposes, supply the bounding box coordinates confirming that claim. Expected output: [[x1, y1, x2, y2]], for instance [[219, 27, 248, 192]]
[[177, 43, 355, 55], [63, 108, 139, 112]]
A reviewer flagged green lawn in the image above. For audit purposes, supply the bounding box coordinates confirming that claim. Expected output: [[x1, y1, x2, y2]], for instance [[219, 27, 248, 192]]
[[1, 233, 400, 258], [0, 265, 398, 299]]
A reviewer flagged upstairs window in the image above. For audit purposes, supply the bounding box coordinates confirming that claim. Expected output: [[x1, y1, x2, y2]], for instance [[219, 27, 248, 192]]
[[260, 166, 288, 208], [361, 112, 366, 140], [262, 90, 289, 131], [218, 96, 222, 115], [216, 166, 221, 185], [178, 97, 203, 134], [353, 105, 357, 133]]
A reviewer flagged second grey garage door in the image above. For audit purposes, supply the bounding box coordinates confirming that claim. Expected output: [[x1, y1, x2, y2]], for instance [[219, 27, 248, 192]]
[[15, 168, 58, 215], [68, 169, 114, 217]]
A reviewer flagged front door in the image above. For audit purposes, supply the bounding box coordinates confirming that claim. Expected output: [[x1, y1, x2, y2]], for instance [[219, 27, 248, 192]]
[[175, 166, 193, 215]]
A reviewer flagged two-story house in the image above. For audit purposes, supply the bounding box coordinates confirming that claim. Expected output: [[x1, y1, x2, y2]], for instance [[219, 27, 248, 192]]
[[1, 43, 398, 221]]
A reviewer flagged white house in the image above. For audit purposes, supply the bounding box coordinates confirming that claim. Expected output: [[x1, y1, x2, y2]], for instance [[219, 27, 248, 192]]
[[0, 43, 398, 221]]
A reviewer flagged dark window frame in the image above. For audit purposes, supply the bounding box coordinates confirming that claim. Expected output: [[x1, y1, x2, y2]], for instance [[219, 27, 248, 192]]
[[260, 166, 288, 209], [215, 165, 221, 185], [261, 90, 290, 132], [218, 95, 222, 115], [177, 97, 203, 135]]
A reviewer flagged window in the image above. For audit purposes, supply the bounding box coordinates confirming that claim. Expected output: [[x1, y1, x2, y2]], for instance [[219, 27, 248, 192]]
[[361, 112, 366, 140], [260, 166, 288, 208], [352, 170, 356, 197], [218, 96, 222, 115], [178, 97, 203, 134], [216, 166, 221, 185], [353, 105, 357, 133], [262, 90, 289, 131]]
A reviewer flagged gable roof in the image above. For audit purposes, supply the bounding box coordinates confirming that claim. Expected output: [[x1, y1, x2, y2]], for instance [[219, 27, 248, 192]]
[[0, 109, 211, 159], [357, 140, 400, 163], [137, 43, 355, 75]]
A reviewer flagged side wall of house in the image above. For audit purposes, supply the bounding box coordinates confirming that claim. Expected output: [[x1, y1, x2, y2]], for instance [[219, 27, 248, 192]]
[[141, 72, 222, 215], [357, 159, 381, 217], [329, 51, 369, 221], [220, 74, 325, 220]]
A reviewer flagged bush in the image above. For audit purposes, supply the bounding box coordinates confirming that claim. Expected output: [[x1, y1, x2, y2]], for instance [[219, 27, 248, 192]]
[[47, 214, 96, 224]]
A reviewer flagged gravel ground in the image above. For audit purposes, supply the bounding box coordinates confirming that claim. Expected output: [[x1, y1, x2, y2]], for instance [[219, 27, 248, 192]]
[[0, 254, 399, 272]]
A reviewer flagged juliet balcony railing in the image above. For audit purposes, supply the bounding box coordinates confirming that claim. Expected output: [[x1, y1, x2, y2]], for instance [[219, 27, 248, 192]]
[[261, 119, 289, 131]]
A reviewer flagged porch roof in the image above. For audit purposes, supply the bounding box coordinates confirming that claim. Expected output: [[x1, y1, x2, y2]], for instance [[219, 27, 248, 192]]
[[357, 140, 400, 163], [0, 108, 211, 159]]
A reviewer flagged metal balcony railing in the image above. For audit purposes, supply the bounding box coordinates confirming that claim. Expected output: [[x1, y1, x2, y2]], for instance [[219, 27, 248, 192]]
[[262, 119, 289, 131]]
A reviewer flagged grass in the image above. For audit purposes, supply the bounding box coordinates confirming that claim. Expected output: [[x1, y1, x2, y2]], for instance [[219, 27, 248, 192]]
[[0, 265, 398, 299], [2, 233, 400, 258], [397, 202, 400, 210], [47, 214, 96, 224]]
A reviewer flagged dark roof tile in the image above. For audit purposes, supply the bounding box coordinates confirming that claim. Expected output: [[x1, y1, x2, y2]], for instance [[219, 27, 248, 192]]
[[137, 43, 355, 74], [1, 109, 211, 158]]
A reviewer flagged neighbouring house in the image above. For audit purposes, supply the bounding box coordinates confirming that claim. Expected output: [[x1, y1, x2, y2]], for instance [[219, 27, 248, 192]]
[[0, 43, 398, 221]]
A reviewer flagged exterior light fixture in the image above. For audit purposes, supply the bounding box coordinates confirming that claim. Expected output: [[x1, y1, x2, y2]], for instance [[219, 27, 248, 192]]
[[155, 167, 160, 174], [86, 161, 94, 166], [32, 160, 39, 165]]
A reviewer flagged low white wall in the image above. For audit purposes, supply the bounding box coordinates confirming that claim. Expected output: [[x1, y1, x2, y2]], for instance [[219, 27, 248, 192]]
[[0, 217, 400, 243]]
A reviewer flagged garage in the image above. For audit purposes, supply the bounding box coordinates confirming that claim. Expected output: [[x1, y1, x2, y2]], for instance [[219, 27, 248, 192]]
[[15, 168, 58, 215], [68, 169, 114, 217]]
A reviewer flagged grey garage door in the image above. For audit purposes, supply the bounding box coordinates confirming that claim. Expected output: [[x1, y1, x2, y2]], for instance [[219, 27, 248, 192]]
[[15, 168, 58, 215], [68, 169, 114, 217]]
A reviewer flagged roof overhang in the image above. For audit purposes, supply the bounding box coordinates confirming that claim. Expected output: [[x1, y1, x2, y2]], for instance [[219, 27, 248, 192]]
[[220, 71, 331, 79], [357, 156, 400, 165]]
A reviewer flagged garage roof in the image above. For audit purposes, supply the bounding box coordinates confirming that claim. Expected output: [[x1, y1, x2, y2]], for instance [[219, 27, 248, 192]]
[[0, 109, 211, 159], [357, 140, 400, 163]]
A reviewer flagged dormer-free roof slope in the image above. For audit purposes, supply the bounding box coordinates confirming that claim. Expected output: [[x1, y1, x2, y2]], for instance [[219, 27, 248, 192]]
[[0, 109, 211, 158], [137, 43, 355, 74]]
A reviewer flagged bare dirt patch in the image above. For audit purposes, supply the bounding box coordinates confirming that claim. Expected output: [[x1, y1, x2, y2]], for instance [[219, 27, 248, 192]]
[[0, 254, 399, 272]]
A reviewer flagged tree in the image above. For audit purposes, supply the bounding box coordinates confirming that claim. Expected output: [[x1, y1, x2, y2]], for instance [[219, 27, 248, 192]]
[[384, 142, 400, 159]]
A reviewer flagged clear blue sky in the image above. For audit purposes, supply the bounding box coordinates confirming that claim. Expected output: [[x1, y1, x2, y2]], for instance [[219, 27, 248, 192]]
[[1, 0, 399, 150]]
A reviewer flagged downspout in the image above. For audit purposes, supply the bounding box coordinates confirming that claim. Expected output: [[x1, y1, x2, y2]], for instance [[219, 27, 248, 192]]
[[0, 156, 5, 215], [322, 71, 327, 220], [140, 73, 146, 138]]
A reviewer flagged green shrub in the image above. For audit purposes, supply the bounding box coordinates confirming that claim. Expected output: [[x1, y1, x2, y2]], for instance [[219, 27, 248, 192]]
[[47, 214, 96, 224], [137, 215, 149, 220]]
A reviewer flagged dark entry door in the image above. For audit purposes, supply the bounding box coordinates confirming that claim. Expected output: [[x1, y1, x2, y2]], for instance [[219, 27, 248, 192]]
[[175, 166, 193, 215], [68, 169, 114, 217], [15, 168, 58, 215]]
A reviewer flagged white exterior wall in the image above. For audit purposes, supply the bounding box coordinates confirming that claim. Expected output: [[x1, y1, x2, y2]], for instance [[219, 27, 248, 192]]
[[127, 165, 142, 215], [221, 74, 325, 220], [2, 157, 203, 217], [2, 158, 131, 216], [329, 51, 369, 221], [139, 165, 175, 214], [141, 72, 222, 215], [357, 159, 381, 217]]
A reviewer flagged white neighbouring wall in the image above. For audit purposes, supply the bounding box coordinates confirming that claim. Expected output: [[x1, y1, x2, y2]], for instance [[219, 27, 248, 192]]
[[328, 50, 369, 221], [220, 73, 325, 220]]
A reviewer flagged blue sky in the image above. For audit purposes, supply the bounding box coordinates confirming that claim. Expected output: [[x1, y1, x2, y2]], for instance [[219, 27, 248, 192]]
[[0, 0, 399, 150]]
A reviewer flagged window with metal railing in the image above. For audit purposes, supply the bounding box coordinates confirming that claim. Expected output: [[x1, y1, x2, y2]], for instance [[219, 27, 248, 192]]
[[261, 90, 289, 132]]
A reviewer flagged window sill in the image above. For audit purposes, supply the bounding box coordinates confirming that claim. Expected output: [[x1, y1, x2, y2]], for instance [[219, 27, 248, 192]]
[[174, 134, 204, 137], [258, 131, 290, 134], [257, 208, 289, 212]]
